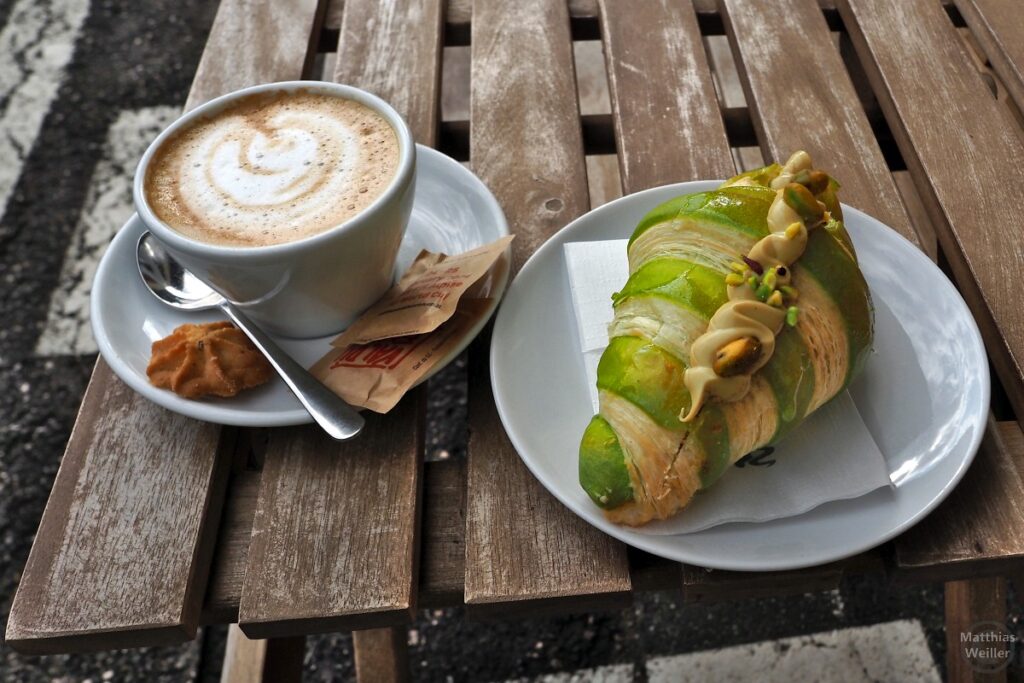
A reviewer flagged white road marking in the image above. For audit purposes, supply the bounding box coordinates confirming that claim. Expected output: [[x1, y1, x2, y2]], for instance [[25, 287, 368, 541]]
[[0, 0, 91, 221], [646, 619, 940, 683], [500, 664, 634, 683], [35, 105, 179, 356]]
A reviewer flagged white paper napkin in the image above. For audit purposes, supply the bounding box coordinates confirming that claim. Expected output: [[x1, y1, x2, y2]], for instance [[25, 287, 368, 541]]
[[564, 240, 893, 535]]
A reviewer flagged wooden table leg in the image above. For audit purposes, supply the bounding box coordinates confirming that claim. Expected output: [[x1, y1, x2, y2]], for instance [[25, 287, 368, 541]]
[[220, 625, 305, 683], [353, 626, 410, 683], [945, 578, 1010, 683]]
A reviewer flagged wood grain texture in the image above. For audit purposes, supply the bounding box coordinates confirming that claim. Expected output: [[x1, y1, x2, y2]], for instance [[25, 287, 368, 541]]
[[419, 459, 466, 608], [333, 0, 443, 146], [205, 459, 462, 619], [238, 0, 443, 638], [955, 0, 1024, 117], [220, 625, 268, 683], [203, 468, 262, 625], [463, 0, 632, 615], [239, 397, 424, 638], [219, 625, 304, 683], [681, 563, 844, 604], [189, 0, 326, 108], [437, 0, 863, 29], [353, 627, 411, 683], [894, 421, 1024, 582], [5, 363, 228, 653], [945, 578, 1009, 683], [839, 0, 1024, 422], [599, 0, 734, 192], [720, 0, 920, 249], [892, 171, 939, 261], [7, 0, 329, 654]]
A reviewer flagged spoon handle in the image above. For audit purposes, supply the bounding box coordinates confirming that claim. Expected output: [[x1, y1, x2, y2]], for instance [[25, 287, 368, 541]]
[[219, 303, 365, 440]]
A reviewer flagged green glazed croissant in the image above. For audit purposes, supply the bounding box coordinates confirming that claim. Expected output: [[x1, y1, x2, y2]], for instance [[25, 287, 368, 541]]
[[578, 152, 872, 526]]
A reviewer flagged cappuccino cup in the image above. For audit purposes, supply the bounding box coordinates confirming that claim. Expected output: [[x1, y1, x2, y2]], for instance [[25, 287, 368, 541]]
[[134, 81, 416, 338]]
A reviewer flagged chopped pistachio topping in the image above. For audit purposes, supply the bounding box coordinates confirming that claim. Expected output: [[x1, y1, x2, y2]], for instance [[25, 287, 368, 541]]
[[786, 306, 799, 327]]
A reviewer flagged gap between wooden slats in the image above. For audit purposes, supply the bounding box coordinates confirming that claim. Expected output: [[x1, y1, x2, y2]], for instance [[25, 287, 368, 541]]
[[4, 0, 327, 654], [954, 0, 1024, 119], [323, 0, 963, 38], [462, 0, 632, 616], [237, 0, 441, 639]]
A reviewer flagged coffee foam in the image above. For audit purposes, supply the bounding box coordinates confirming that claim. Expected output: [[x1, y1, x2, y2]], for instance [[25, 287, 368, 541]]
[[145, 91, 400, 247]]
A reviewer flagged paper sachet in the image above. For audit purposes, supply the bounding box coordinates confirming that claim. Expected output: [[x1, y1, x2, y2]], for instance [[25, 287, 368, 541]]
[[311, 235, 514, 413]]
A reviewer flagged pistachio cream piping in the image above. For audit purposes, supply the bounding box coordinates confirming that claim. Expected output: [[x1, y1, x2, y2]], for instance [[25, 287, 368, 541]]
[[681, 151, 829, 422]]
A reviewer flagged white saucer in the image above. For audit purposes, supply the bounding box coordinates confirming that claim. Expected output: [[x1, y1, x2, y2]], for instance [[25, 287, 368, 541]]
[[92, 146, 509, 427], [490, 180, 989, 571]]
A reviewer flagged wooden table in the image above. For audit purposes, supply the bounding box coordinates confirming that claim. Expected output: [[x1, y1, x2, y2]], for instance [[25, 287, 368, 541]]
[[6, 0, 1024, 681]]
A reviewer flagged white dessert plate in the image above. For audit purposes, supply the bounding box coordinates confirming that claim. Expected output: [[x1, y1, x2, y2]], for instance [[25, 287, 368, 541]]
[[92, 145, 509, 427], [490, 180, 989, 571]]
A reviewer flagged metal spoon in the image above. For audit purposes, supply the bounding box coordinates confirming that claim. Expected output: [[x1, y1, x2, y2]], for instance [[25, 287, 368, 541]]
[[136, 231, 364, 440]]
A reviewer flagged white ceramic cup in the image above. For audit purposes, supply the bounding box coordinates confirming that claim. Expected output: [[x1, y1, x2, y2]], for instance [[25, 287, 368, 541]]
[[133, 81, 416, 338]]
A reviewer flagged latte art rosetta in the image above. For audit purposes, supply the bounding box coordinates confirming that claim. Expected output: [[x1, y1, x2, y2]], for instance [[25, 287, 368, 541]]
[[191, 113, 359, 223], [146, 92, 400, 247]]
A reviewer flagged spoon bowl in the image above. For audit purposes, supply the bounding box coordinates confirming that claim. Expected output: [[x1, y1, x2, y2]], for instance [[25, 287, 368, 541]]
[[137, 233, 224, 310], [136, 231, 365, 440]]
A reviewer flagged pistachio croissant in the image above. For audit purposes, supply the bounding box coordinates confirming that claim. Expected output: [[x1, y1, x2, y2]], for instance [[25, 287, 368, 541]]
[[578, 152, 872, 526]]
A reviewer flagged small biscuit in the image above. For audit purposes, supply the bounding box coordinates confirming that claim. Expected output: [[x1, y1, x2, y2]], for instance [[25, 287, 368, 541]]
[[147, 321, 272, 398]]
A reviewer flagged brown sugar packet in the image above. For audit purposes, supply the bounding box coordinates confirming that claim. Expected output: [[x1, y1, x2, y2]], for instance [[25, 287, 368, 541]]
[[331, 234, 514, 348], [311, 299, 493, 413], [311, 235, 513, 413]]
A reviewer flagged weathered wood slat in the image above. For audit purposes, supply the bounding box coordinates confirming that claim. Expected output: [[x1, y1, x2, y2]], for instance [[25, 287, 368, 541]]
[[190, 0, 326, 106], [203, 467, 262, 625], [329, 0, 602, 32], [353, 0, 879, 32], [5, 0, 327, 654], [839, 0, 1024, 421], [682, 564, 843, 604], [892, 171, 938, 260], [5, 363, 229, 653], [418, 458, 466, 608], [332, 0, 443, 145], [598, 0, 734, 192], [681, 551, 887, 604], [721, 0, 920, 250], [238, 0, 442, 638], [894, 421, 1024, 582], [204, 457, 463, 620], [219, 625, 305, 683], [325, 0, 956, 40], [463, 0, 632, 616], [352, 627, 411, 683], [955, 0, 1024, 118], [945, 578, 1009, 683], [239, 397, 425, 638]]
